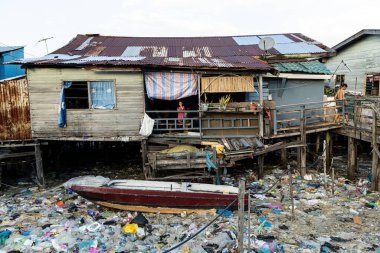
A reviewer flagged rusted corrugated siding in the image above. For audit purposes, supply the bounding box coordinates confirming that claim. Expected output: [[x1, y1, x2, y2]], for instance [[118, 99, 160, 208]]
[[0, 77, 31, 140]]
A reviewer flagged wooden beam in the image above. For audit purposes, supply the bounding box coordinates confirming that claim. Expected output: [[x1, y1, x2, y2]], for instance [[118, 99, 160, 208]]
[[0, 151, 35, 160]]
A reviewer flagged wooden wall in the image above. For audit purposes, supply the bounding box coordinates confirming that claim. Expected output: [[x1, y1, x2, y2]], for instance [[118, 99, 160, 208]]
[[325, 35, 380, 94], [27, 68, 144, 141], [0, 77, 31, 140]]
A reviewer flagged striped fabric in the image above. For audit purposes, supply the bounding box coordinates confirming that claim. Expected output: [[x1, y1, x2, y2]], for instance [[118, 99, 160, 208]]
[[145, 72, 198, 100]]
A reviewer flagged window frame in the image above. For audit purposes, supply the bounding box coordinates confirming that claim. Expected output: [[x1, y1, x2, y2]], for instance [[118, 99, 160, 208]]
[[61, 79, 117, 110]]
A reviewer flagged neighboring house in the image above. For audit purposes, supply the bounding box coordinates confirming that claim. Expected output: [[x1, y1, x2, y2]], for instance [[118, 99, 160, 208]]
[[265, 61, 332, 135], [0, 46, 25, 80], [324, 29, 380, 96]]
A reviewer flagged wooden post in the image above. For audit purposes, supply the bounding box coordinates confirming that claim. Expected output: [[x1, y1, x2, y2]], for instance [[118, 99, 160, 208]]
[[247, 192, 251, 252], [323, 139, 327, 186], [347, 137, 357, 181], [326, 131, 332, 173], [288, 164, 295, 220], [315, 133, 321, 160], [272, 109, 277, 136], [34, 143, 45, 187], [54, 143, 61, 179], [0, 163, 2, 189], [296, 136, 301, 172], [371, 109, 379, 191], [258, 75, 264, 138], [331, 161, 335, 196], [238, 178, 246, 253], [197, 74, 203, 139], [281, 148, 287, 167], [300, 105, 307, 177], [258, 155, 264, 179], [141, 139, 149, 179]]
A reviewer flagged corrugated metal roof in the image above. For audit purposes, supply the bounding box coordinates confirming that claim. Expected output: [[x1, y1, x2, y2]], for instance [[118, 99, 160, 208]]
[[13, 33, 331, 71], [272, 60, 331, 74], [0, 46, 24, 54]]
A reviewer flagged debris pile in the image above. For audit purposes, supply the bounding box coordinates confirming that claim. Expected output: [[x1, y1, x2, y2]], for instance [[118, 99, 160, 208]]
[[0, 170, 379, 252]]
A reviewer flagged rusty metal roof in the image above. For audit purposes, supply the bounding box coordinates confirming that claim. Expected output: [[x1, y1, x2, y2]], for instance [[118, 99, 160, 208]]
[[15, 33, 331, 71]]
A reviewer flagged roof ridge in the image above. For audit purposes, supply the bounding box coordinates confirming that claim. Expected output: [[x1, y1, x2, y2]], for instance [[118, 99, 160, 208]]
[[77, 33, 304, 39]]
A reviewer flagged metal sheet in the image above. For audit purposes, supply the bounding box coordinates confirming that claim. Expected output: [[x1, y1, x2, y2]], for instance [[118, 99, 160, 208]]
[[274, 42, 326, 54], [232, 36, 261, 45], [0, 76, 31, 140], [258, 34, 294, 44]]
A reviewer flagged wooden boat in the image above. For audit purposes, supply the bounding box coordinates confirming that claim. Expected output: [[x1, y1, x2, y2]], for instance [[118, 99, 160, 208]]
[[71, 180, 241, 211]]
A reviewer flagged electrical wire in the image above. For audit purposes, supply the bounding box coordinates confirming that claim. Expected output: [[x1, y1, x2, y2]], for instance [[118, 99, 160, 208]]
[[161, 197, 238, 253]]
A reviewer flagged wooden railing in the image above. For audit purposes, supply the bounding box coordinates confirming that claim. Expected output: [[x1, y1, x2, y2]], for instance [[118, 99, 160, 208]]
[[340, 98, 380, 143], [270, 100, 343, 137], [146, 110, 259, 137]]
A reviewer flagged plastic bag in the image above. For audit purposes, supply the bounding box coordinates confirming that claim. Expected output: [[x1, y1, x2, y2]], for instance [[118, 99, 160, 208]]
[[63, 176, 110, 189], [139, 113, 155, 137], [122, 224, 138, 234]]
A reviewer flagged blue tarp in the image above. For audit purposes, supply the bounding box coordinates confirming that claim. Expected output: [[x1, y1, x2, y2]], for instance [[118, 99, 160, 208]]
[[58, 81, 72, 128], [90, 81, 115, 109]]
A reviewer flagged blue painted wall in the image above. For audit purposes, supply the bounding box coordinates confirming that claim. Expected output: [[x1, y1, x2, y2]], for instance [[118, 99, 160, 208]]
[[0, 48, 25, 80], [266, 78, 325, 127]]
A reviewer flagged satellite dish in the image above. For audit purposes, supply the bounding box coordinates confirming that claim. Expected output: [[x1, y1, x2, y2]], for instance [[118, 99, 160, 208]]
[[259, 37, 275, 51]]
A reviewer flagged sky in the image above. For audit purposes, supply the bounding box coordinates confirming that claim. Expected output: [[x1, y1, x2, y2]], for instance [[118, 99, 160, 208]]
[[1, 0, 380, 57]]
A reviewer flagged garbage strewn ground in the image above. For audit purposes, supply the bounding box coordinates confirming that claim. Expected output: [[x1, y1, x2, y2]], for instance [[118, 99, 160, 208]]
[[0, 161, 380, 252]]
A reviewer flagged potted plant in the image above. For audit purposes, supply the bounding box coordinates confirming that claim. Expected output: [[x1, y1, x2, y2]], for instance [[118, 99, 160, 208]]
[[219, 95, 231, 111], [200, 93, 209, 111]]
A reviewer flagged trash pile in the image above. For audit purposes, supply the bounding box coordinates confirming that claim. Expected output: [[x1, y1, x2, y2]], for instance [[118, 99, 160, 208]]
[[0, 170, 379, 252]]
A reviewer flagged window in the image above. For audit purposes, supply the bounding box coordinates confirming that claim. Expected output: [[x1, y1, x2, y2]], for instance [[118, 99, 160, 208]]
[[63, 81, 115, 109], [335, 75, 345, 85], [366, 75, 380, 96], [65, 81, 89, 109]]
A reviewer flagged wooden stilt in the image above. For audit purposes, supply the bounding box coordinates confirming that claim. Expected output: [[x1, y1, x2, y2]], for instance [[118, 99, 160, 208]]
[[326, 131, 332, 172], [34, 143, 45, 187], [281, 148, 287, 168], [288, 164, 295, 220], [141, 139, 149, 179], [238, 178, 246, 253], [371, 109, 379, 191], [297, 136, 301, 173], [55, 143, 61, 179], [347, 137, 357, 180], [258, 155, 264, 179], [0, 163, 2, 189], [315, 133, 321, 159], [300, 106, 307, 177]]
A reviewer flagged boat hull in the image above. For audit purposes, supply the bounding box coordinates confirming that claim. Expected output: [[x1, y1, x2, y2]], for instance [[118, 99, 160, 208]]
[[71, 185, 240, 209]]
